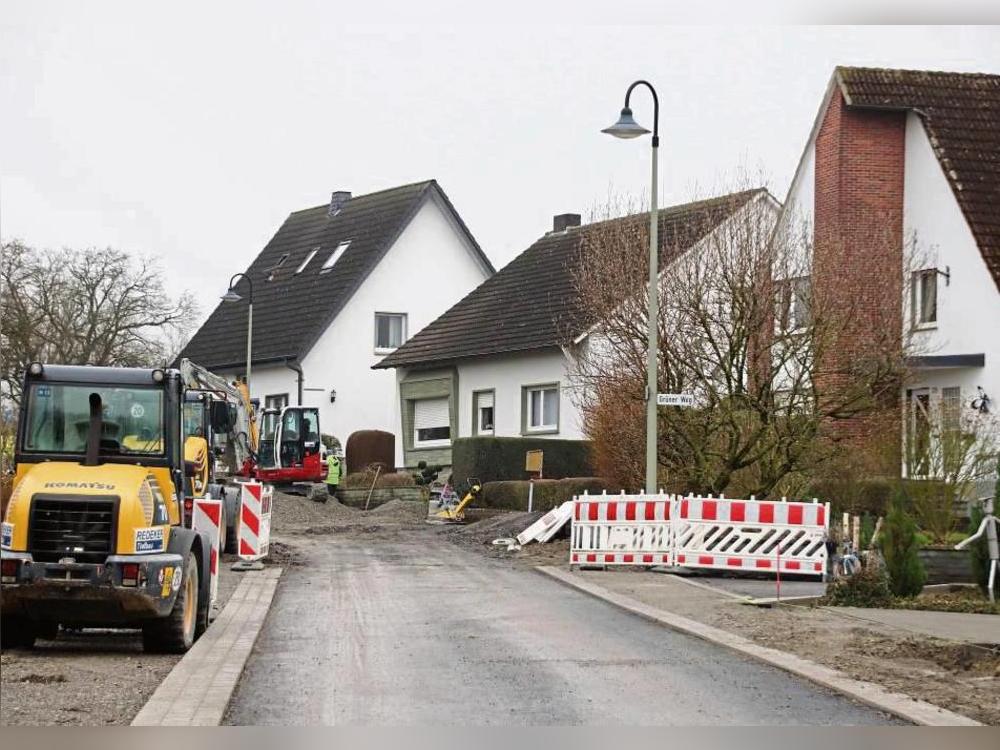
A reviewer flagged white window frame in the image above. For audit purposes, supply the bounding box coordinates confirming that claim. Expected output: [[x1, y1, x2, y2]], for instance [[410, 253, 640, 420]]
[[296, 247, 319, 274], [374, 312, 407, 354], [320, 240, 351, 274], [266, 253, 290, 281], [473, 390, 495, 436], [523, 384, 559, 434], [265, 393, 289, 410], [413, 397, 451, 448], [775, 275, 811, 333], [912, 269, 938, 330]]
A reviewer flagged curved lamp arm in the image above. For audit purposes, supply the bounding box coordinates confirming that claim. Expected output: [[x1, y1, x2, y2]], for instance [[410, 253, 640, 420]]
[[228, 272, 254, 304], [624, 79, 660, 146]]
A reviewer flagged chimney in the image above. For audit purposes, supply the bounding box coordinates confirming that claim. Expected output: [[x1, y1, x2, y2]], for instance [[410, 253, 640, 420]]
[[328, 190, 352, 217], [552, 213, 581, 232]]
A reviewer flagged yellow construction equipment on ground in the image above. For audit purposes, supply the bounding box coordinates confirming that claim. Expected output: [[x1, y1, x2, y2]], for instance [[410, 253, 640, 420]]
[[426, 479, 482, 524], [1, 363, 223, 652]]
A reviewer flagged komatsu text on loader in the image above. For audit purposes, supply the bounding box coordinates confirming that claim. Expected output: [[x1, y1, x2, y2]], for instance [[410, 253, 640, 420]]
[[1, 363, 220, 652]]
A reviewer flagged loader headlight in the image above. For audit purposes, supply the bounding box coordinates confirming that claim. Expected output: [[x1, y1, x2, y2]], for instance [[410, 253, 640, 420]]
[[28, 362, 43, 376], [151, 369, 165, 383]]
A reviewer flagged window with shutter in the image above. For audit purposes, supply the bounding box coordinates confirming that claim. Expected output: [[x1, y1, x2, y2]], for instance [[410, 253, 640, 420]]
[[413, 397, 450, 447], [474, 391, 495, 435]]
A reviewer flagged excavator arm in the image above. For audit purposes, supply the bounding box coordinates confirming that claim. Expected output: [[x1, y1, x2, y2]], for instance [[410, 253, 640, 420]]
[[179, 359, 259, 471]]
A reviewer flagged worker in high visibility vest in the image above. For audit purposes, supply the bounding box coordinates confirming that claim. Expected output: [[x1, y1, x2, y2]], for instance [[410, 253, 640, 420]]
[[324, 452, 342, 500]]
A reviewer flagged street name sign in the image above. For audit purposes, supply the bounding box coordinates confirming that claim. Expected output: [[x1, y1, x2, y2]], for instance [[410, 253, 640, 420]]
[[657, 393, 695, 407]]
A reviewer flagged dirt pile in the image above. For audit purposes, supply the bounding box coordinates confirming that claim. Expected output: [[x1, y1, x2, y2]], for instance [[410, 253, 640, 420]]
[[445, 511, 543, 546], [271, 492, 359, 532], [368, 498, 426, 522]]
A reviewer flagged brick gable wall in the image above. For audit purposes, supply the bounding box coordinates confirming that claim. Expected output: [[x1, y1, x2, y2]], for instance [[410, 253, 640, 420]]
[[813, 91, 906, 462]]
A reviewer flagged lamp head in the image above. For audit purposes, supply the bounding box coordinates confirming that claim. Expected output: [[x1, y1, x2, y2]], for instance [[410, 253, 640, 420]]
[[601, 107, 650, 139], [221, 289, 242, 303]]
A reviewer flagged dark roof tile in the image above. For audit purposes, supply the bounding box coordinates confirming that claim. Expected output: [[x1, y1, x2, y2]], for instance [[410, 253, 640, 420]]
[[178, 180, 492, 369], [376, 190, 763, 369], [837, 66, 1000, 290]]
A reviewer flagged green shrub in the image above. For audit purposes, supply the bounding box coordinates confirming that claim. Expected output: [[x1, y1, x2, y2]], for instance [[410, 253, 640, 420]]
[[880, 492, 927, 597], [821, 565, 893, 608], [481, 477, 613, 511], [451, 436, 594, 484], [859, 513, 876, 549]]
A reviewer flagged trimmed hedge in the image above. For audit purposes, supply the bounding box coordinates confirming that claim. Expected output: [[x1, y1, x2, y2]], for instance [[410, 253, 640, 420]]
[[451, 436, 594, 485], [345, 430, 394, 474], [480, 477, 613, 511]]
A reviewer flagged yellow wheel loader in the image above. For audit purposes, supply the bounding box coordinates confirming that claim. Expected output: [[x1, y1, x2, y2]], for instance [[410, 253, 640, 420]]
[[1, 363, 216, 653]]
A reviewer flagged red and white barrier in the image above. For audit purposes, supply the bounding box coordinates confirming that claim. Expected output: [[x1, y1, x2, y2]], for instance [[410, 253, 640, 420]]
[[673, 495, 829, 577], [570, 493, 673, 567], [238, 482, 272, 561], [569, 492, 830, 577], [192, 496, 221, 605]]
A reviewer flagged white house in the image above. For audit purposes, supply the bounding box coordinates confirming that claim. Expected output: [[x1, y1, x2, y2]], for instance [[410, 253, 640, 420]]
[[179, 181, 495, 455], [780, 66, 1000, 476], [375, 191, 767, 469]]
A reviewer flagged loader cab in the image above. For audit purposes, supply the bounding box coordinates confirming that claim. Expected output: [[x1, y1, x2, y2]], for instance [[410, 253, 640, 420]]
[[15, 363, 186, 522], [255, 405, 322, 482]]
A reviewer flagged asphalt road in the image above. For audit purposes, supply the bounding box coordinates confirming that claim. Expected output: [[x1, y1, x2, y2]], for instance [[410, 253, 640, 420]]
[[225, 533, 901, 726]]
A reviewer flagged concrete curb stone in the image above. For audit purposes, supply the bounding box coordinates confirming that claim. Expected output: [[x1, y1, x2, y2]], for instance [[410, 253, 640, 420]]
[[131, 567, 281, 726]]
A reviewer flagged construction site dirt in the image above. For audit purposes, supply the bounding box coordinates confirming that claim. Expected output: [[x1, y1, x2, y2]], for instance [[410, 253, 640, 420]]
[[0, 558, 243, 726]]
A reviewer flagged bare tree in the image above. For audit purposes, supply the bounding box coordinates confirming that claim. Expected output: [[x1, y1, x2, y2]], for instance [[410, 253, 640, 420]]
[[570, 181, 915, 497], [0, 240, 197, 404]]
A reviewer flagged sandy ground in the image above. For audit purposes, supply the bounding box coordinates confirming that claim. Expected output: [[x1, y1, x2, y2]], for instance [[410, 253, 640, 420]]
[[1, 554, 242, 726]]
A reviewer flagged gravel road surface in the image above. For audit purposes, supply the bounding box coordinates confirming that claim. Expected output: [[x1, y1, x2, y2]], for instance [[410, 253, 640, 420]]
[[224, 532, 901, 725]]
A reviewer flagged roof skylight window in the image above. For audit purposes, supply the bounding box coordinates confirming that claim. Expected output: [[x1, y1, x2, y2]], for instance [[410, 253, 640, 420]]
[[320, 241, 351, 273]]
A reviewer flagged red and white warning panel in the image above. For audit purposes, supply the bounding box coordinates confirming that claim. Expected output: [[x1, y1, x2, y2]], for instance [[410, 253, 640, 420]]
[[238, 481, 273, 562], [673, 495, 829, 577], [570, 493, 673, 567], [192, 496, 221, 605], [569, 493, 830, 577]]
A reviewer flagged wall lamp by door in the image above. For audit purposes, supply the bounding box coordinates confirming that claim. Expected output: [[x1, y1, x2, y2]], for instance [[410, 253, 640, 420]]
[[330, 389, 337, 403]]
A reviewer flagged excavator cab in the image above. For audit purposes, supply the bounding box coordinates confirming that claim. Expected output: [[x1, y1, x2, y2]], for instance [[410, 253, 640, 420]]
[[255, 406, 322, 483]]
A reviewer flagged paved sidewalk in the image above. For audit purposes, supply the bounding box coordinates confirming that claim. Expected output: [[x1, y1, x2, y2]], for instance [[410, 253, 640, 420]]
[[132, 567, 281, 726], [829, 607, 1000, 645]]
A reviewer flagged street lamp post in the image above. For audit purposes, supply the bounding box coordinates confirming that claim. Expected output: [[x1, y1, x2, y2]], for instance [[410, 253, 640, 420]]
[[602, 80, 660, 495], [221, 272, 254, 394]]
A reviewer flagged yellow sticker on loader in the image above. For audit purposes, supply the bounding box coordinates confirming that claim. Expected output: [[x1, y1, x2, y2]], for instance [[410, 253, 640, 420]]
[[161, 566, 173, 598]]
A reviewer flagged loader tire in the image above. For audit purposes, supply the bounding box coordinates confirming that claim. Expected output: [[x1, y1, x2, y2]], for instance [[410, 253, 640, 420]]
[[142, 552, 198, 653], [1, 615, 37, 650], [225, 518, 238, 554]]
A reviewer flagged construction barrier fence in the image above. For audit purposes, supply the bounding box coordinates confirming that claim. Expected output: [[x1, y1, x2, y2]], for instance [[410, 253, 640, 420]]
[[192, 496, 221, 605], [570, 492, 830, 578], [238, 481, 273, 562]]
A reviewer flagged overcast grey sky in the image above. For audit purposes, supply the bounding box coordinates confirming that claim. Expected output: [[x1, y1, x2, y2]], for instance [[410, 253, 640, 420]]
[[2, 6, 998, 326]]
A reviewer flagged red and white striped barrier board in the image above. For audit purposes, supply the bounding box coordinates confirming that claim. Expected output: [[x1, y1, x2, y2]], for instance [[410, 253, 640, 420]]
[[192, 496, 221, 605], [672, 495, 829, 577], [238, 482, 273, 561], [570, 493, 673, 567], [517, 500, 573, 546]]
